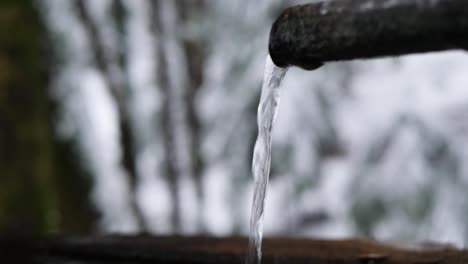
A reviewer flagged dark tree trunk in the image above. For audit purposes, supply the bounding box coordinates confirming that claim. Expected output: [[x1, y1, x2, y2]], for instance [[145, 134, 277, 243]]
[[0, 0, 97, 234]]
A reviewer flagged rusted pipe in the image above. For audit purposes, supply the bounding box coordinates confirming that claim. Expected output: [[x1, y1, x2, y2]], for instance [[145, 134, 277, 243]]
[[269, 0, 468, 70]]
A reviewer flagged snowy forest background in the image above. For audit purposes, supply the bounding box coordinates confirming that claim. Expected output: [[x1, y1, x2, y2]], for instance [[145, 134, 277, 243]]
[[1, 0, 468, 247]]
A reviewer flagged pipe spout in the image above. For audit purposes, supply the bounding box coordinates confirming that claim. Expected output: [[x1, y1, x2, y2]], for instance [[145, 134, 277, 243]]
[[269, 0, 468, 70]]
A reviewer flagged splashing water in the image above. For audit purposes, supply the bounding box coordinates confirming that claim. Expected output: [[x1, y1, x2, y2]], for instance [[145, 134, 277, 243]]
[[246, 55, 288, 264]]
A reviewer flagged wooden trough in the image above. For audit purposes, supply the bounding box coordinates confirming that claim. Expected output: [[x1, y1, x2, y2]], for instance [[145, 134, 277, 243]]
[[2, 235, 467, 263]]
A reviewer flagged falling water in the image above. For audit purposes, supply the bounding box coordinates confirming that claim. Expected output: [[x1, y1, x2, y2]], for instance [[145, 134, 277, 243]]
[[246, 55, 288, 264]]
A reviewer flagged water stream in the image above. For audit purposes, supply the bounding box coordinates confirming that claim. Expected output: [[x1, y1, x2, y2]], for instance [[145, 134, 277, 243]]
[[246, 55, 288, 264]]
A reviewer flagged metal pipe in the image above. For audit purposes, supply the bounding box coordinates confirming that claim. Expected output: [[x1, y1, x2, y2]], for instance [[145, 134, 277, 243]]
[[269, 0, 468, 70]]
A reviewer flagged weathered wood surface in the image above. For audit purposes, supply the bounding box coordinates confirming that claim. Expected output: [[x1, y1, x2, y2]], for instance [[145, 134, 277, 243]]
[[25, 236, 468, 263], [269, 0, 468, 69]]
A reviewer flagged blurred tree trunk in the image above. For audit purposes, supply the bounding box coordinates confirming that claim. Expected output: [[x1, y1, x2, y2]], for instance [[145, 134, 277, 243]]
[[150, 0, 182, 232], [179, 0, 206, 230], [0, 0, 97, 234], [74, 0, 148, 232], [150, 0, 206, 233]]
